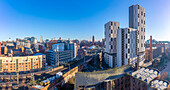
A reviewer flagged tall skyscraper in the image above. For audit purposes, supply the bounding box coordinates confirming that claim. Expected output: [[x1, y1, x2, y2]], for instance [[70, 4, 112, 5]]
[[104, 21, 120, 68], [92, 35, 95, 45], [129, 4, 145, 65], [40, 35, 43, 43]]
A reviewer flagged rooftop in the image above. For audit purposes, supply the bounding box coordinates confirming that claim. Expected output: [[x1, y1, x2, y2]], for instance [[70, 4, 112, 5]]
[[151, 80, 169, 90], [75, 65, 133, 87], [130, 67, 159, 84]]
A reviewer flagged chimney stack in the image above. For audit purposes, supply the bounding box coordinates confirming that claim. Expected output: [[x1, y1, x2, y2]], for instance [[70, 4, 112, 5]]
[[150, 36, 153, 61], [92, 35, 95, 45]]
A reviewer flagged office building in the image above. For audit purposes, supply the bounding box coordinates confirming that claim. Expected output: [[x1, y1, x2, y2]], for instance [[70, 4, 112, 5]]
[[129, 4, 146, 65], [54, 50, 73, 66], [104, 21, 120, 68], [69, 43, 77, 58], [52, 43, 65, 52], [46, 50, 55, 66], [25, 37, 38, 44]]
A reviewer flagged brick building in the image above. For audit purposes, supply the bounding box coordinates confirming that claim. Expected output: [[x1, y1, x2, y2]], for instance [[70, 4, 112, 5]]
[[0, 54, 46, 72]]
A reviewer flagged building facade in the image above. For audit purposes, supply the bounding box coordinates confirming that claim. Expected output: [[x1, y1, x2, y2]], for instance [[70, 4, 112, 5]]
[[69, 43, 77, 58], [104, 21, 120, 68], [0, 54, 46, 72], [117, 28, 137, 67], [129, 4, 146, 65], [54, 50, 73, 66], [52, 43, 65, 52]]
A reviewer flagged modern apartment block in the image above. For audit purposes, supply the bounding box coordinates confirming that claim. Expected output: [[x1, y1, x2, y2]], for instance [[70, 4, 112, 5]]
[[104, 4, 146, 68], [104, 21, 120, 68], [129, 4, 146, 65], [117, 28, 137, 67]]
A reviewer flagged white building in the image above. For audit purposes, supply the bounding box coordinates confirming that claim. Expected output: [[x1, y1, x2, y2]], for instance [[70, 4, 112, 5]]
[[69, 43, 77, 58], [129, 4, 145, 65], [48, 42, 74, 66], [104, 21, 120, 68], [104, 4, 146, 68], [117, 28, 137, 67]]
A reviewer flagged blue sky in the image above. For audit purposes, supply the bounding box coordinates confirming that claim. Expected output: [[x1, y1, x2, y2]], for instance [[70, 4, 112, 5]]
[[0, 0, 170, 41]]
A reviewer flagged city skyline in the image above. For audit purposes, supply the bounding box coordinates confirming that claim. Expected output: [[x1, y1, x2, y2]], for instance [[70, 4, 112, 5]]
[[0, 0, 170, 41]]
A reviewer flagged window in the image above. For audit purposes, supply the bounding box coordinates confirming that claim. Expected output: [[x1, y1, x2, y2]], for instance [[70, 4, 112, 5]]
[[128, 29, 130, 33], [128, 49, 130, 53], [138, 14, 139, 18], [126, 54, 128, 58], [114, 22, 116, 26], [141, 27, 143, 31], [141, 35, 143, 39], [128, 39, 130, 43], [126, 34, 127, 39], [111, 38, 113, 41], [111, 30, 113, 33], [126, 44, 128, 49], [111, 22, 113, 25], [138, 22, 139, 26], [111, 45, 113, 49], [141, 11, 143, 16], [141, 19, 143, 23], [138, 5, 140, 9]]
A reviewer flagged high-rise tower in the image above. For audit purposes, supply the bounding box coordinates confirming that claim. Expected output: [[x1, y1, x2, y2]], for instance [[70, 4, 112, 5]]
[[104, 21, 120, 68], [129, 4, 145, 65]]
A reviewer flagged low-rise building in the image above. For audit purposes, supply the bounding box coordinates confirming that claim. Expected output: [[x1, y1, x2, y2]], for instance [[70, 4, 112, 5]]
[[0, 54, 46, 72], [75, 65, 170, 90], [54, 50, 73, 65]]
